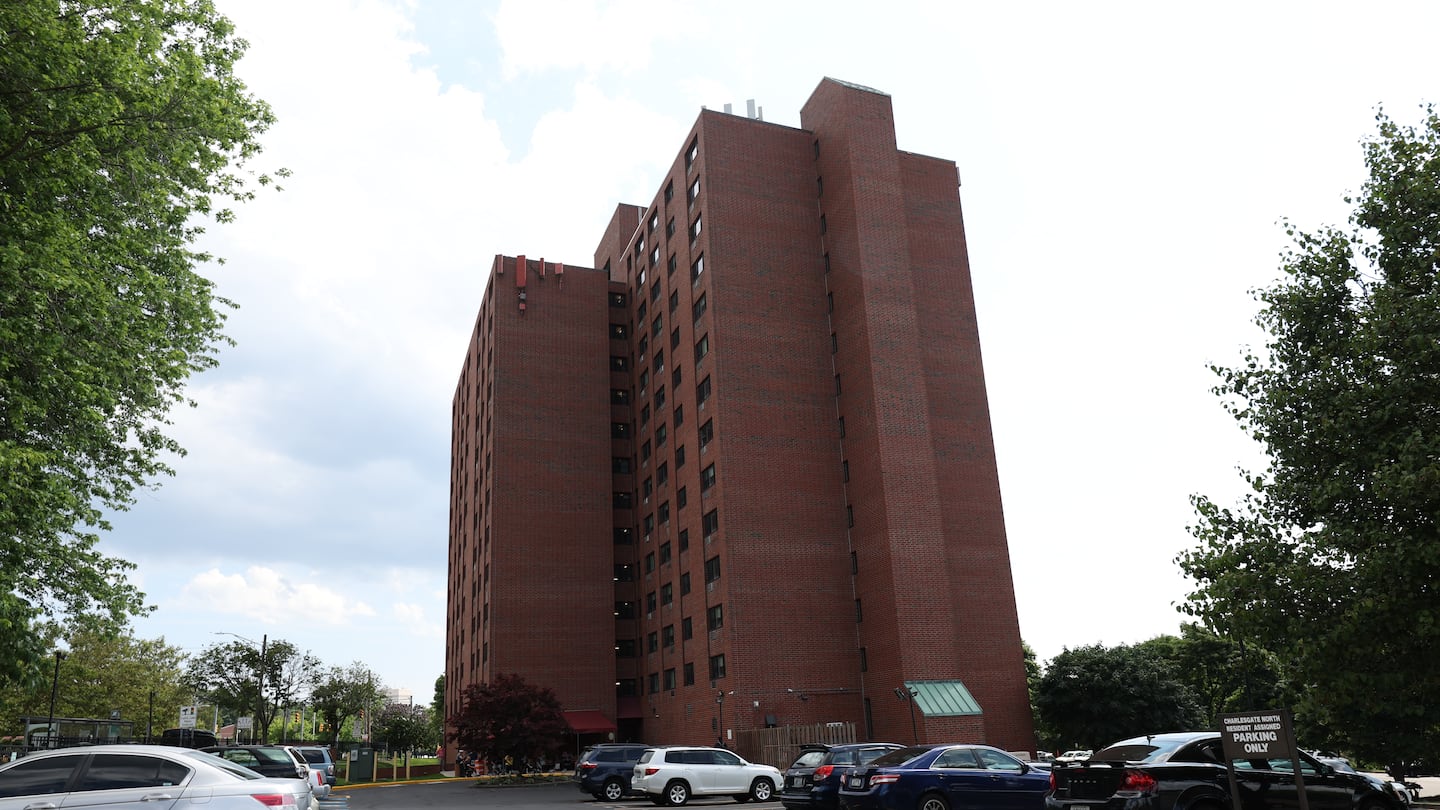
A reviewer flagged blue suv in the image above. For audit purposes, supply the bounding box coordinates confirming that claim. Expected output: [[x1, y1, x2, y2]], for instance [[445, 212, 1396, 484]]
[[574, 743, 650, 801], [781, 742, 904, 810]]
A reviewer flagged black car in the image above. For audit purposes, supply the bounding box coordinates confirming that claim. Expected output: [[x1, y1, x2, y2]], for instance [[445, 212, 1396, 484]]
[[200, 745, 310, 782], [573, 743, 650, 801], [1046, 732, 1405, 810], [782, 742, 905, 810]]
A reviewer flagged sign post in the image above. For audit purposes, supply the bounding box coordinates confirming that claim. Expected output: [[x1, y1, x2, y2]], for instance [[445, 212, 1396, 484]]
[[1219, 710, 1308, 810]]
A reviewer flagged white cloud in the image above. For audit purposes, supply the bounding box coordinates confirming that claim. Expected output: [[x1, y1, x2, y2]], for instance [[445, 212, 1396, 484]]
[[178, 567, 377, 625]]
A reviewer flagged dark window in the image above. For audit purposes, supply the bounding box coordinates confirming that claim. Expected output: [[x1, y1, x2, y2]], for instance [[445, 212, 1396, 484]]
[[824, 253, 831, 273], [817, 176, 824, 196], [650, 211, 659, 232], [648, 671, 659, 692], [831, 332, 838, 353], [842, 460, 849, 481], [611, 323, 628, 340], [616, 639, 637, 657], [612, 422, 630, 439], [648, 633, 658, 653], [704, 555, 721, 582], [679, 529, 690, 551], [669, 289, 679, 312], [639, 334, 649, 357], [835, 374, 842, 395], [617, 678, 638, 696], [660, 541, 672, 564], [655, 386, 666, 410], [665, 179, 675, 201], [675, 444, 686, 468], [643, 513, 654, 534], [651, 278, 661, 300], [692, 293, 707, 321], [640, 406, 650, 427], [707, 603, 724, 631], [611, 355, 629, 371], [657, 461, 669, 485], [680, 572, 691, 595], [615, 527, 634, 545], [647, 591, 657, 613], [661, 583, 674, 606], [686, 136, 698, 169], [859, 647, 868, 672], [670, 327, 680, 350], [827, 292, 834, 312], [699, 419, 714, 449], [76, 754, 189, 791], [645, 552, 655, 573], [819, 214, 827, 234], [615, 601, 636, 619], [709, 653, 726, 681], [855, 599, 863, 623], [658, 500, 670, 523], [672, 366, 682, 387], [664, 666, 676, 689], [652, 314, 663, 338], [689, 214, 702, 242], [701, 464, 716, 491], [0, 754, 84, 798], [610, 292, 627, 307], [656, 423, 668, 447], [682, 616, 693, 639], [677, 486, 687, 508], [639, 369, 649, 391], [642, 440, 651, 461], [847, 505, 855, 527], [614, 564, 634, 582], [838, 417, 846, 437], [696, 376, 711, 405], [688, 177, 700, 205], [653, 349, 664, 375], [673, 405, 684, 427], [695, 334, 710, 362], [611, 388, 630, 405], [667, 219, 676, 240], [850, 550, 858, 574], [684, 662, 695, 685], [614, 492, 633, 509], [691, 254, 704, 281], [637, 300, 647, 321]]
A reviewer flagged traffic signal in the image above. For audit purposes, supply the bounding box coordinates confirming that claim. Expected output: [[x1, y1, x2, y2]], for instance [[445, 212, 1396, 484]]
[[358, 710, 364, 719], [293, 711, 300, 722]]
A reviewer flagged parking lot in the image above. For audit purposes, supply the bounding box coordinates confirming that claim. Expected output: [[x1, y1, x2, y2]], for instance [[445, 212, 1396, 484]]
[[336, 780, 783, 809]]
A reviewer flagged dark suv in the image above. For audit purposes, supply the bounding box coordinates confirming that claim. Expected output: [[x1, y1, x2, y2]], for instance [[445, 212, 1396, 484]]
[[200, 744, 310, 782], [781, 742, 905, 810], [574, 743, 650, 801]]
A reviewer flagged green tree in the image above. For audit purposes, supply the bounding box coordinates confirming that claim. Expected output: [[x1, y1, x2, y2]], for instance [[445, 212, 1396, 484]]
[[184, 639, 318, 742], [375, 702, 436, 758], [430, 674, 445, 746], [309, 662, 383, 746], [0, 1, 282, 685], [1034, 643, 1205, 750], [1136, 624, 1289, 728], [448, 673, 569, 773], [1180, 104, 1440, 777]]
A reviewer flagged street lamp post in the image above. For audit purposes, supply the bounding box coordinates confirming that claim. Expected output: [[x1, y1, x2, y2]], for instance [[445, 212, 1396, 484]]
[[215, 632, 268, 743], [46, 651, 66, 748]]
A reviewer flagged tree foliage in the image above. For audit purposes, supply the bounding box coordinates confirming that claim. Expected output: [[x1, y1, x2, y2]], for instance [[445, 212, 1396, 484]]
[[184, 638, 318, 741], [375, 702, 436, 757], [1034, 643, 1205, 750], [309, 662, 383, 746], [1180, 104, 1440, 775], [0, 1, 281, 684], [448, 673, 569, 771], [1135, 624, 1289, 729]]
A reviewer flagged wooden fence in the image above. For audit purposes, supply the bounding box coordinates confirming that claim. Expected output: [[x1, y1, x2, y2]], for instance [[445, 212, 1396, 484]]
[[733, 722, 857, 770]]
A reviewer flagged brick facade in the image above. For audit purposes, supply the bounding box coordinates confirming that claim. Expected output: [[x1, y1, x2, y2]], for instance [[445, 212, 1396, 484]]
[[446, 78, 1035, 758]]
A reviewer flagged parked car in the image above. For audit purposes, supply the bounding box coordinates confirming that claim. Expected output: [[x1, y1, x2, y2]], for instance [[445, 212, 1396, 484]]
[[1312, 752, 1412, 806], [573, 742, 651, 800], [200, 744, 311, 783], [158, 727, 219, 748], [632, 745, 782, 806], [839, 743, 1050, 810], [1045, 731, 1406, 810], [0, 743, 311, 809], [782, 742, 906, 810], [1056, 750, 1092, 764], [293, 746, 335, 798]]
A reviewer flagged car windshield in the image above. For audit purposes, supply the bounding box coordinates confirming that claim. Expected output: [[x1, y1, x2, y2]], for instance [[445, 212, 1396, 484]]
[[298, 750, 326, 764], [870, 746, 933, 767], [1092, 738, 1192, 763], [183, 751, 263, 780], [791, 751, 829, 768]]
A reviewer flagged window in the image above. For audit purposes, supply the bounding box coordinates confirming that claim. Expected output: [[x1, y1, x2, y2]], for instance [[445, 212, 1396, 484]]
[[639, 369, 649, 391], [832, 332, 838, 353], [610, 292, 628, 307], [707, 603, 724, 631], [653, 314, 663, 338], [843, 460, 849, 481], [617, 678, 638, 696], [637, 300, 646, 321], [644, 512, 655, 534], [664, 667, 676, 689], [672, 366, 683, 387], [642, 476, 652, 498], [677, 486, 687, 508], [651, 278, 661, 299], [695, 334, 709, 362], [610, 355, 629, 371], [2, 754, 85, 796], [847, 505, 855, 527], [614, 564, 634, 582], [665, 179, 675, 201], [838, 416, 846, 437], [701, 463, 716, 491], [696, 376, 711, 405], [653, 349, 664, 375], [655, 385, 666, 410], [682, 616, 693, 640], [685, 136, 698, 169], [859, 647, 868, 672], [684, 662, 695, 685], [660, 541, 672, 564], [703, 509, 719, 537], [648, 671, 658, 692], [680, 571, 691, 595], [656, 423, 667, 447], [669, 289, 679, 313], [616, 638, 637, 657], [671, 326, 680, 349], [613, 457, 632, 474], [611, 388, 630, 405], [615, 601, 636, 619], [689, 214, 702, 242], [824, 252, 831, 273], [640, 405, 650, 427], [649, 210, 659, 231], [612, 422, 630, 439], [657, 500, 670, 523], [675, 444, 686, 468], [646, 591, 657, 612], [641, 440, 651, 461], [662, 624, 676, 648], [855, 598, 863, 623], [657, 461, 669, 485], [819, 214, 827, 234], [615, 527, 634, 545], [667, 218, 676, 239], [692, 293, 707, 321], [645, 552, 655, 573], [610, 323, 628, 340], [835, 374, 842, 395], [673, 405, 684, 427], [691, 254, 704, 282], [817, 176, 824, 196], [827, 292, 834, 312], [688, 177, 700, 205], [699, 419, 714, 449], [679, 528, 690, 551], [638, 334, 648, 358], [661, 583, 673, 605], [704, 555, 721, 582], [709, 653, 726, 680], [637, 264, 645, 285], [850, 550, 858, 574], [613, 492, 633, 509]]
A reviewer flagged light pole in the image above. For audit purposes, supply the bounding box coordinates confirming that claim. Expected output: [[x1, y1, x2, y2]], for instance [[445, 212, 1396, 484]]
[[215, 632, 268, 743], [46, 651, 66, 748], [894, 686, 919, 744]]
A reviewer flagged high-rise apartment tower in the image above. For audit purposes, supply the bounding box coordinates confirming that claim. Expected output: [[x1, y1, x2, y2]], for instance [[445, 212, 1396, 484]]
[[447, 78, 1033, 759]]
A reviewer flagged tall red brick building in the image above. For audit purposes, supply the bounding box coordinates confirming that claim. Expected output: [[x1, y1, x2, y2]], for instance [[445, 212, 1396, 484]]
[[446, 78, 1034, 758]]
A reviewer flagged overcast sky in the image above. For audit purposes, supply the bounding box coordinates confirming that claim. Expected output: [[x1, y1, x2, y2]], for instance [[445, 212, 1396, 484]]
[[105, 0, 1440, 708]]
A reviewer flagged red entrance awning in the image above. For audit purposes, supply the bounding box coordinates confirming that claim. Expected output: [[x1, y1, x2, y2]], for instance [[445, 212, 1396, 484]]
[[563, 710, 616, 734]]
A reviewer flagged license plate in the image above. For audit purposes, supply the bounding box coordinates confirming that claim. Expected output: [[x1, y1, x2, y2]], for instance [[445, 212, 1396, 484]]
[[849, 776, 865, 788], [791, 776, 804, 787]]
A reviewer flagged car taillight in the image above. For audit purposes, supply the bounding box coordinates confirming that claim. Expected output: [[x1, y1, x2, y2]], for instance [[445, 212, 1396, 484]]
[[1119, 770, 1158, 793], [1049, 771, 1058, 790], [645, 767, 661, 775], [581, 762, 598, 771], [814, 765, 834, 780], [871, 773, 899, 785], [316, 772, 325, 786], [249, 794, 297, 807]]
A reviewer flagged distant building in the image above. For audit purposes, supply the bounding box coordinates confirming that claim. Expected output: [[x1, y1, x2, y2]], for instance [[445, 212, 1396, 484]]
[[382, 687, 413, 707], [446, 78, 1034, 756]]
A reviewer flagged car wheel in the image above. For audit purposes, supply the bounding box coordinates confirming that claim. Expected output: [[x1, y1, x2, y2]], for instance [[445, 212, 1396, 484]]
[[601, 778, 626, 801], [665, 780, 691, 806], [919, 793, 951, 810], [751, 778, 775, 802]]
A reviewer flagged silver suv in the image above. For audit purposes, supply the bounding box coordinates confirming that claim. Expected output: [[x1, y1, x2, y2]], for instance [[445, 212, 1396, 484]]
[[632, 745, 782, 806]]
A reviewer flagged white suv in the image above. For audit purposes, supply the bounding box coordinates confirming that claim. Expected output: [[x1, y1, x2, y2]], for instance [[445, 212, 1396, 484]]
[[632, 745, 781, 806]]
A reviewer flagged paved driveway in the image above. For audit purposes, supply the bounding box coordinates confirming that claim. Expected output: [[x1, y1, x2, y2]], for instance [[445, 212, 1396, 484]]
[[336, 780, 783, 809]]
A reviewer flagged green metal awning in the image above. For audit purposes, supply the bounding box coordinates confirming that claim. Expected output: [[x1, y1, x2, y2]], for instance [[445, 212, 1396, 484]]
[[905, 680, 983, 717]]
